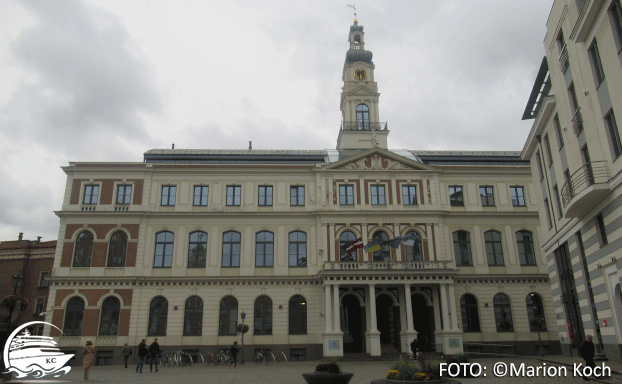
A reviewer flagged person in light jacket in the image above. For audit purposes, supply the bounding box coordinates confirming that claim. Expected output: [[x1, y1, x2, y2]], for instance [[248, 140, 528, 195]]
[[122, 343, 132, 368], [82, 340, 95, 381]]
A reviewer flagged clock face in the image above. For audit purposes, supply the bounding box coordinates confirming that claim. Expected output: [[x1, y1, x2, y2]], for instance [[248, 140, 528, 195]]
[[354, 69, 367, 80]]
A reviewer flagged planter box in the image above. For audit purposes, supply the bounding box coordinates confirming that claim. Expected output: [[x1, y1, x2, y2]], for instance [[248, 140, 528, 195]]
[[302, 372, 354, 384]]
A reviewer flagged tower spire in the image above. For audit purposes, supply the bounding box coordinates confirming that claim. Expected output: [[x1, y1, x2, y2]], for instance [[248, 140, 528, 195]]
[[347, 3, 357, 23]]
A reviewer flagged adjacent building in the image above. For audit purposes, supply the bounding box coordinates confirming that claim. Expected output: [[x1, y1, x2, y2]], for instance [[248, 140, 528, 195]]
[[45, 19, 559, 365], [522, 0, 622, 360]]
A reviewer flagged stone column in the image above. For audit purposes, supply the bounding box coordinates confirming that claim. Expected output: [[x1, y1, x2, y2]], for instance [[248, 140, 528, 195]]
[[333, 283, 341, 333], [325, 283, 332, 333], [440, 284, 450, 332], [404, 284, 414, 332], [448, 284, 459, 331], [329, 224, 336, 262], [369, 285, 378, 332]]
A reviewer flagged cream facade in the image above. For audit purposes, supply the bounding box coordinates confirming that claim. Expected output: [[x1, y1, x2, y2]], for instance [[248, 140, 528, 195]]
[[522, 0, 622, 360], [46, 20, 558, 364]]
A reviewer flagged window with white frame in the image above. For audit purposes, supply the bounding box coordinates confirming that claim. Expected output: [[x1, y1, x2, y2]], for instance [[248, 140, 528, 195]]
[[371, 185, 386, 205]]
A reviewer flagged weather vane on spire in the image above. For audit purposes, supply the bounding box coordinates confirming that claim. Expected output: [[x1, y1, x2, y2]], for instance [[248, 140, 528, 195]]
[[347, 3, 357, 22]]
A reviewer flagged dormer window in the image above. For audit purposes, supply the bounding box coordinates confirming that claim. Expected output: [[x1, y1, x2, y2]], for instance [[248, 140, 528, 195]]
[[356, 104, 370, 130]]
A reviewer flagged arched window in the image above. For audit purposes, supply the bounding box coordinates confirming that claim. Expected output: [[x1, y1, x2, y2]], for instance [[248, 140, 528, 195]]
[[184, 296, 203, 336], [188, 231, 207, 268], [99, 296, 120, 336], [219, 296, 238, 336], [254, 295, 273, 335], [255, 231, 274, 267], [63, 296, 85, 336], [73, 231, 94, 267], [107, 231, 127, 267], [404, 231, 423, 261], [154, 231, 174, 268], [289, 231, 307, 267], [484, 230, 504, 266], [356, 104, 370, 130], [148, 296, 168, 336], [372, 231, 390, 261], [222, 231, 241, 267], [453, 231, 472, 266], [526, 293, 547, 332], [289, 295, 307, 335], [339, 231, 357, 261], [516, 230, 536, 266], [493, 294, 514, 332], [460, 294, 480, 332]]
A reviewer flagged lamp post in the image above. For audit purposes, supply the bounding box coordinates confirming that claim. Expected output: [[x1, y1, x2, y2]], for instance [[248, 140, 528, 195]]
[[532, 304, 544, 357], [240, 310, 246, 365]]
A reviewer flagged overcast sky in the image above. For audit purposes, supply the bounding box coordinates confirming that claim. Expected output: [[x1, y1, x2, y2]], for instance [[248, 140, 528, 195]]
[[0, 0, 554, 242]]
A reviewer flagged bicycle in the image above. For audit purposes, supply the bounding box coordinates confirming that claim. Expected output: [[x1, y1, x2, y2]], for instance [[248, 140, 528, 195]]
[[254, 350, 273, 364], [173, 350, 193, 366], [203, 352, 217, 365]]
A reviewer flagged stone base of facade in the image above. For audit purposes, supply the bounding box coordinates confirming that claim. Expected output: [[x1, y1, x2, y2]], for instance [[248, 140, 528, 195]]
[[465, 340, 562, 356]]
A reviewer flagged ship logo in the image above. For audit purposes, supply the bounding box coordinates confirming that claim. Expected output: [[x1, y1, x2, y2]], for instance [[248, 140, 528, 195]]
[[2, 321, 73, 378]]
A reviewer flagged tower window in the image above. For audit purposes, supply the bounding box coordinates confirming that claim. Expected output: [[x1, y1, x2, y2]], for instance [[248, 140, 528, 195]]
[[354, 34, 361, 43], [356, 104, 370, 130]]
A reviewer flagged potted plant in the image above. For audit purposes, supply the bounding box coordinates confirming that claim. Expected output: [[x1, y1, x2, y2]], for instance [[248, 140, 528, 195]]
[[302, 359, 354, 384], [1, 295, 28, 311], [383, 356, 447, 383]]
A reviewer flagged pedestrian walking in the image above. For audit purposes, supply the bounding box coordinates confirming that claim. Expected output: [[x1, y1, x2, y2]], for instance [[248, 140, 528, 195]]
[[579, 334, 595, 381], [410, 337, 419, 357], [228, 341, 241, 368], [149, 338, 162, 372], [122, 343, 132, 368], [136, 339, 148, 373], [82, 339, 95, 381]]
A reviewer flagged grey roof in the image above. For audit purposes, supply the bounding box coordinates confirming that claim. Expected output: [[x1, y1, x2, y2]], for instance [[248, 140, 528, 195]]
[[145, 149, 327, 156], [409, 150, 521, 157]]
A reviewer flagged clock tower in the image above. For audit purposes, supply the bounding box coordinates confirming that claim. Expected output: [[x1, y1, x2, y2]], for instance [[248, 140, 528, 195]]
[[337, 19, 388, 151]]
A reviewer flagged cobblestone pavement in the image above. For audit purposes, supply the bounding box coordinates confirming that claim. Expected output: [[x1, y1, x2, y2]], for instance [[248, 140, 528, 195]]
[[4, 357, 620, 384]]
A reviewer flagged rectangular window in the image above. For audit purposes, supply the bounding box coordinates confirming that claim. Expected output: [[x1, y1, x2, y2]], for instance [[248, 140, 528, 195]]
[[161, 185, 176, 206], [339, 185, 354, 205], [544, 134, 554, 166], [589, 40, 606, 85], [35, 298, 45, 314], [96, 351, 114, 366], [226, 186, 241, 206], [83, 185, 99, 205], [553, 114, 564, 149], [597, 213, 608, 246], [371, 185, 386, 205], [510, 186, 526, 206], [39, 272, 49, 287], [449, 186, 464, 207], [193, 186, 209, 206], [536, 152, 544, 181], [258, 186, 273, 206], [290, 348, 307, 361], [116, 185, 132, 205], [544, 198, 553, 229], [290, 186, 305, 206], [402, 185, 417, 205], [553, 185, 564, 218], [479, 186, 495, 206], [611, 0, 622, 49], [605, 110, 622, 159], [569, 83, 580, 113]]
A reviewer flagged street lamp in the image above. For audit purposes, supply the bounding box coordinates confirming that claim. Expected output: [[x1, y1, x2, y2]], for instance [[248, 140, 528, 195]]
[[532, 304, 544, 357], [240, 310, 246, 365], [12, 273, 24, 295]]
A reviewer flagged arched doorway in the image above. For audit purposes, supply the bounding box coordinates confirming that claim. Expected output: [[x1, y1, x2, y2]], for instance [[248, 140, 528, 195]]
[[341, 294, 364, 353], [411, 293, 435, 351], [376, 293, 401, 352]]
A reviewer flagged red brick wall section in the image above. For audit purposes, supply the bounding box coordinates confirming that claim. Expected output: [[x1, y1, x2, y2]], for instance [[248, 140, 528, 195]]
[[124, 224, 139, 239], [132, 179, 144, 205], [50, 309, 65, 336], [65, 224, 84, 239], [80, 289, 109, 306], [99, 180, 114, 204], [91, 242, 107, 267], [118, 308, 131, 336], [82, 308, 100, 336], [125, 242, 137, 267], [114, 289, 133, 305], [60, 243, 74, 267], [54, 289, 76, 307], [70, 179, 87, 205], [66, 224, 139, 240]]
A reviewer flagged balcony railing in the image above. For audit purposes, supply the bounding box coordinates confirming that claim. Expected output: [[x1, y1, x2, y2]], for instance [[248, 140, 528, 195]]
[[561, 161, 610, 207], [558, 44, 570, 73], [324, 260, 449, 271], [572, 107, 583, 135], [341, 122, 388, 131]]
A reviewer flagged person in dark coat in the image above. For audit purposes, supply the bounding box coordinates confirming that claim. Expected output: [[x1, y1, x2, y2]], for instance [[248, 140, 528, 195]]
[[122, 343, 132, 368], [136, 339, 148, 373], [149, 338, 161, 372], [229, 341, 241, 368], [410, 337, 419, 357], [579, 335, 595, 381]]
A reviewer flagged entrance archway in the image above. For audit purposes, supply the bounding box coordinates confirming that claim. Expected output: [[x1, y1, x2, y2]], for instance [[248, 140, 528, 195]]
[[411, 293, 434, 351], [341, 294, 364, 353], [376, 293, 400, 352]]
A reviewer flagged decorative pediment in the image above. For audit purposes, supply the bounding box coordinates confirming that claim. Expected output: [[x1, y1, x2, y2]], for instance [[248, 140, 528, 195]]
[[335, 153, 420, 171], [347, 86, 378, 96]]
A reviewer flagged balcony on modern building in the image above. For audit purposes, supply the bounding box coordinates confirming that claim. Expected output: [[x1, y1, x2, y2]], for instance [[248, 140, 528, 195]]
[[561, 161, 610, 218]]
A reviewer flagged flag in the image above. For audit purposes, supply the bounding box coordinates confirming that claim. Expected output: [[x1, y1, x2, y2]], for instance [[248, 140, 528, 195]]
[[364, 239, 381, 253], [383, 237, 402, 249], [399, 233, 419, 246], [345, 238, 364, 254]]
